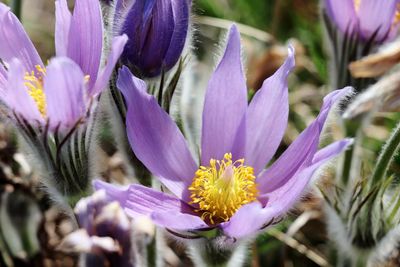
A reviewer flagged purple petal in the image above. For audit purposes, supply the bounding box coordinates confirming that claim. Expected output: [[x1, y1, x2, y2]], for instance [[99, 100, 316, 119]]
[[201, 25, 247, 165], [2, 59, 43, 123], [358, 0, 398, 42], [245, 46, 295, 175], [0, 64, 6, 89], [312, 138, 353, 164], [162, 0, 189, 70], [0, 4, 43, 71], [123, 0, 175, 77], [120, 0, 157, 74], [256, 87, 352, 194], [93, 180, 208, 230], [55, 0, 72, 57], [139, 0, 174, 70], [324, 0, 358, 35], [117, 67, 197, 200], [90, 35, 128, 96], [67, 0, 103, 89], [150, 211, 209, 231], [44, 57, 86, 130], [223, 139, 352, 239]]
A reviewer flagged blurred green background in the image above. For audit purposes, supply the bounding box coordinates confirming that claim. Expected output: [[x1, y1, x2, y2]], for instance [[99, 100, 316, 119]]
[[195, 0, 327, 81]]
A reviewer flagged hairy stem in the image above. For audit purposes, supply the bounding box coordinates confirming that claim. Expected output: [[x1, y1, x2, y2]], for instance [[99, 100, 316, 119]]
[[370, 122, 400, 187]]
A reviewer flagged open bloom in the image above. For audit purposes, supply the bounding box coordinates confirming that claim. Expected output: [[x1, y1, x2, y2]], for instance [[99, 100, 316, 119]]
[[325, 0, 400, 43], [95, 25, 352, 239], [0, 0, 127, 130], [112, 0, 190, 77]]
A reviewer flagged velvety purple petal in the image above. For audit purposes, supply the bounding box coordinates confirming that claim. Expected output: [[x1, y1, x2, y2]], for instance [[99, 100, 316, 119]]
[[93, 180, 129, 205], [94, 180, 187, 215], [67, 0, 103, 89], [312, 138, 353, 164], [139, 0, 175, 76], [0, 4, 43, 71], [117, 67, 197, 200], [324, 0, 358, 35], [358, 0, 398, 42], [163, 0, 189, 70], [120, 0, 157, 75], [55, 0, 72, 57], [150, 211, 209, 231], [201, 25, 247, 165], [90, 35, 128, 96], [256, 87, 352, 194], [2, 59, 43, 123], [93, 180, 208, 230], [0, 64, 6, 89], [44, 57, 86, 130], [223, 139, 352, 239], [245, 46, 295, 175], [118, 0, 189, 77]]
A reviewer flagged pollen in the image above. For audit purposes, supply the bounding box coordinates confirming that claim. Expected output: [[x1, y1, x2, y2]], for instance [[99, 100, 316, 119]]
[[24, 65, 46, 117], [353, 0, 361, 12], [189, 153, 258, 224], [394, 3, 400, 26]]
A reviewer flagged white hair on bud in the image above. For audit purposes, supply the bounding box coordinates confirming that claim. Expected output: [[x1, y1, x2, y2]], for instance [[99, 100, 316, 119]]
[[325, 204, 355, 259], [368, 225, 400, 267]]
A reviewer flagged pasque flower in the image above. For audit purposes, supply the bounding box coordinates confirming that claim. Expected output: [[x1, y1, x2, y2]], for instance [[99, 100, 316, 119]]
[[0, 0, 127, 130], [95, 25, 352, 239], [113, 0, 190, 77], [325, 0, 400, 43], [61, 190, 134, 267]]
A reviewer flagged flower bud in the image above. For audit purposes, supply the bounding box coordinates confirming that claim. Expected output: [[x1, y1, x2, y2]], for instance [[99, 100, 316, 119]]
[[60, 190, 134, 267], [115, 0, 190, 77]]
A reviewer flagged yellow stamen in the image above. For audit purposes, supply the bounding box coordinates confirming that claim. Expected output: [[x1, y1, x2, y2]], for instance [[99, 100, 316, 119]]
[[24, 65, 46, 117], [393, 3, 400, 26], [189, 153, 258, 224], [354, 0, 361, 12]]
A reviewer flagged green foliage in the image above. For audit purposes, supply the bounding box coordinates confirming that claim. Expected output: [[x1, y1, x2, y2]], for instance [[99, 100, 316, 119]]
[[194, 0, 273, 30], [195, 0, 328, 83]]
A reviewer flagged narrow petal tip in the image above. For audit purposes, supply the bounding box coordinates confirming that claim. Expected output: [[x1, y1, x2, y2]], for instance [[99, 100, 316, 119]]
[[227, 24, 241, 49], [286, 44, 296, 68]]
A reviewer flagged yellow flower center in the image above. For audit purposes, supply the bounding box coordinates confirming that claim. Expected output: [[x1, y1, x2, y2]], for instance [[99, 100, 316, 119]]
[[24, 65, 46, 117], [189, 153, 258, 224], [23, 65, 90, 119], [354, 0, 361, 12]]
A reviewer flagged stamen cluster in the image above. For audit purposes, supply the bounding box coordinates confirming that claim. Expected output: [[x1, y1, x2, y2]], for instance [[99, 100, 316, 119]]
[[24, 65, 46, 117], [189, 153, 258, 224]]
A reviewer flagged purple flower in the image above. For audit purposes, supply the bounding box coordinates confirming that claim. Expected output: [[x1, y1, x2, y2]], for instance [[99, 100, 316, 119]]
[[113, 0, 190, 77], [0, 0, 127, 130], [61, 190, 134, 267], [94, 25, 352, 240], [325, 0, 400, 43]]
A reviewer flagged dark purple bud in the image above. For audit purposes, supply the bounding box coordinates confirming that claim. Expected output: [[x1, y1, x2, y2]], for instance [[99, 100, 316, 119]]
[[116, 0, 190, 77]]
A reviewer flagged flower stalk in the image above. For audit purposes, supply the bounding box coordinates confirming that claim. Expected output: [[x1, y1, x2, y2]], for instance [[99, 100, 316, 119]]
[[186, 236, 249, 267], [10, 0, 22, 19], [370, 122, 400, 187]]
